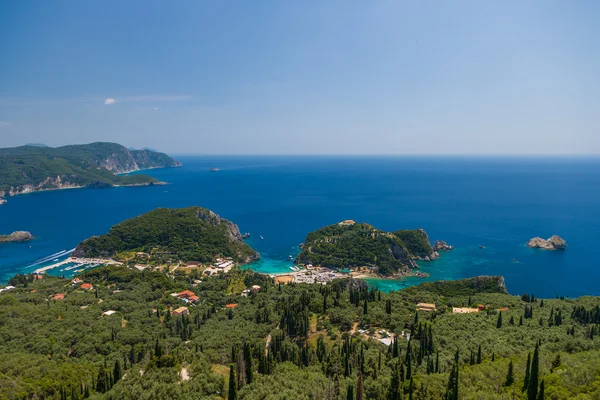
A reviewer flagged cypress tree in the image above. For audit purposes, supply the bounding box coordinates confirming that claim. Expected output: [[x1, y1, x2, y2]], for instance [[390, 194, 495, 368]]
[[96, 368, 107, 393], [228, 365, 237, 400], [346, 384, 354, 400], [538, 379, 545, 400], [504, 360, 514, 386], [522, 352, 531, 393], [435, 350, 439, 373], [113, 360, 121, 383], [497, 312, 503, 328], [527, 343, 540, 400], [363, 298, 368, 315], [519, 316, 524, 326], [388, 361, 401, 400], [477, 344, 482, 364], [356, 373, 364, 400]]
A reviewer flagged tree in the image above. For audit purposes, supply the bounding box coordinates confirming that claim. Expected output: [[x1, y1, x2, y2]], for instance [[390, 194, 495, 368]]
[[477, 344, 482, 364], [504, 360, 514, 386], [356, 373, 364, 400], [228, 365, 237, 400], [113, 360, 121, 383], [527, 343, 540, 400], [346, 384, 354, 400], [538, 379, 545, 400], [497, 312, 503, 328], [388, 361, 401, 400], [523, 353, 531, 393], [363, 299, 368, 315]]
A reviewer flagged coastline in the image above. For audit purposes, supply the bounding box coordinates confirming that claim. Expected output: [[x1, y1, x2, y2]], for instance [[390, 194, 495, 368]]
[[0, 166, 175, 200], [115, 164, 181, 176]]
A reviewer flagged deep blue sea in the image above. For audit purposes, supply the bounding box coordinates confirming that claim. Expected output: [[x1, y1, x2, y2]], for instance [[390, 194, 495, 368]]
[[1, 156, 599, 298]]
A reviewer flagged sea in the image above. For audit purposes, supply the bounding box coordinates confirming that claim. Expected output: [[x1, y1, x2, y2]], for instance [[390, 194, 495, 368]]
[[1, 156, 599, 298]]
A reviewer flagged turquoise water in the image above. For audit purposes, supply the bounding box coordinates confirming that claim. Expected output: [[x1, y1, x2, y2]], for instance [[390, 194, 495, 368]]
[[1, 156, 599, 297]]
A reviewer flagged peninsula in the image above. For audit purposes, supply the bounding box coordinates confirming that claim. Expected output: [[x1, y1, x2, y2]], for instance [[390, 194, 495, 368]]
[[72, 206, 259, 268], [0, 142, 181, 199], [295, 220, 446, 277]]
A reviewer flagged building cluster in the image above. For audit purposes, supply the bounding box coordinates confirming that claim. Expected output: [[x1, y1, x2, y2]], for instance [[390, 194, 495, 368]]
[[171, 290, 199, 303], [291, 269, 347, 284]]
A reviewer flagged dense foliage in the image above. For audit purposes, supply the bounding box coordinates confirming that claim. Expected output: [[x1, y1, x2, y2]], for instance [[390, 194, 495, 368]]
[[2, 266, 599, 399], [0, 142, 180, 195], [73, 207, 259, 263], [392, 230, 433, 259], [296, 223, 435, 275]]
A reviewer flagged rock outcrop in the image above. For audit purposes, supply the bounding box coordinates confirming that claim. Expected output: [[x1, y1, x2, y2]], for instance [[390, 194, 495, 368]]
[[0, 231, 34, 243], [433, 240, 454, 252], [527, 235, 567, 250]]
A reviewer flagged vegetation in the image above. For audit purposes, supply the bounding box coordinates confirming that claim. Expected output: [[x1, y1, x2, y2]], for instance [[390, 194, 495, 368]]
[[296, 222, 437, 275], [0, 142, 180, 196], [1, 266, 599, 399], [72, 207, 259, 263]]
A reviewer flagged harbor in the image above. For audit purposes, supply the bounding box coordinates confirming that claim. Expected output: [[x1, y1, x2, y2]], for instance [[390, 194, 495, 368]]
[[32, 257, 121, 274]]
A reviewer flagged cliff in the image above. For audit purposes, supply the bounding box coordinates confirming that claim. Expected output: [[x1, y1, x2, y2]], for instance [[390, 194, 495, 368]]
[[296, 221, 451, 276], [72, 207, 259, 264], [527, 235, 567, 250], [0, 142, 181, 197], [0, 231, 34, 243]]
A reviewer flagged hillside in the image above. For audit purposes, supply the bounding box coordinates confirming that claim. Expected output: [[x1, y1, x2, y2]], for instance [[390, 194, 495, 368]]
[[1, 267, 599, 399], [295, 221, 439, 276], [72, 207, 259, 264], [0, 142, 181, 197]]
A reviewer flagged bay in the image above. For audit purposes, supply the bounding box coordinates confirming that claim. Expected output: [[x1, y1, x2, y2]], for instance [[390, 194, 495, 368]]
[[1, 156, 599, 298]]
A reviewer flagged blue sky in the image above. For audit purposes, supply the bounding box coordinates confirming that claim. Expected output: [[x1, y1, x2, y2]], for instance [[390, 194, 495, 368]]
[[0, 1, 598, 154]]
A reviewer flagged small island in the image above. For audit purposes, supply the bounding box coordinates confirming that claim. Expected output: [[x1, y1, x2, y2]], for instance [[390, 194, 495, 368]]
[[0, 231, 33, 243], [295, 220, 449, 277], [527, 235, 567, 250]]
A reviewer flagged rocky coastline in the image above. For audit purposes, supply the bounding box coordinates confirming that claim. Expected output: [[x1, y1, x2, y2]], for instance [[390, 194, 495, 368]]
[[0, 231, 34, 243], [527, 235, 566, 250]]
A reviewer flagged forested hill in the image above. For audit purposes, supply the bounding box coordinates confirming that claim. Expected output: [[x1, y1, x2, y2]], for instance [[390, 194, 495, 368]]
[[0, 142, 181, 197], [72, 207, 259, 263], [1, 267, 599, 399], [296, 221, 438, 275]]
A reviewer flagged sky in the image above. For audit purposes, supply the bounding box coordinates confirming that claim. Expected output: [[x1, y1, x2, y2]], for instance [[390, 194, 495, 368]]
[[0, 1, 599, 155]]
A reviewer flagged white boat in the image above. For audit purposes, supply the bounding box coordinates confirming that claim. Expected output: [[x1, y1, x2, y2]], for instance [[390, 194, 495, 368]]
[[290, 266, 300, 272], [260, 235, 264, 240]]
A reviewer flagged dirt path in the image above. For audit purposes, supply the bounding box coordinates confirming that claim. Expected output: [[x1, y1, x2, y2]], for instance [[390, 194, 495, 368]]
[[350, 322, 359, 335]]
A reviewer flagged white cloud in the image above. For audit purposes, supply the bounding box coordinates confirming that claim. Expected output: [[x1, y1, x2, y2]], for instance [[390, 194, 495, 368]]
[[0, 121, 11, 127], [104, 98, 117, 105], [153, 107, 159, 111]]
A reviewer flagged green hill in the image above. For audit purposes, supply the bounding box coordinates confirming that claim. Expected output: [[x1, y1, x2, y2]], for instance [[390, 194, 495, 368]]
[[72, 207, 259, 264], [0, 142, 181, 197], [296, 221, 437, 276], [1, 267, 599, 399]]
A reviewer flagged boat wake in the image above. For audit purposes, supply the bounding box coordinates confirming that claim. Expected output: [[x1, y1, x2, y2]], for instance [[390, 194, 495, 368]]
[[25, 248, 76, 269]]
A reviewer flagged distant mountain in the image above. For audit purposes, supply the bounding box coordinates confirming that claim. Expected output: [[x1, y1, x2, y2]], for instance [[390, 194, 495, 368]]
[[0, 142, 181, 197], [296, 221, 439, 276], [25, 143, 49, 148], [72, 206, 259, 263]]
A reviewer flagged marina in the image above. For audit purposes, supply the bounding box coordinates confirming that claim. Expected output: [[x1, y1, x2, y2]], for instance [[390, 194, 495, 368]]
[[32, 257, 120, 274]]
